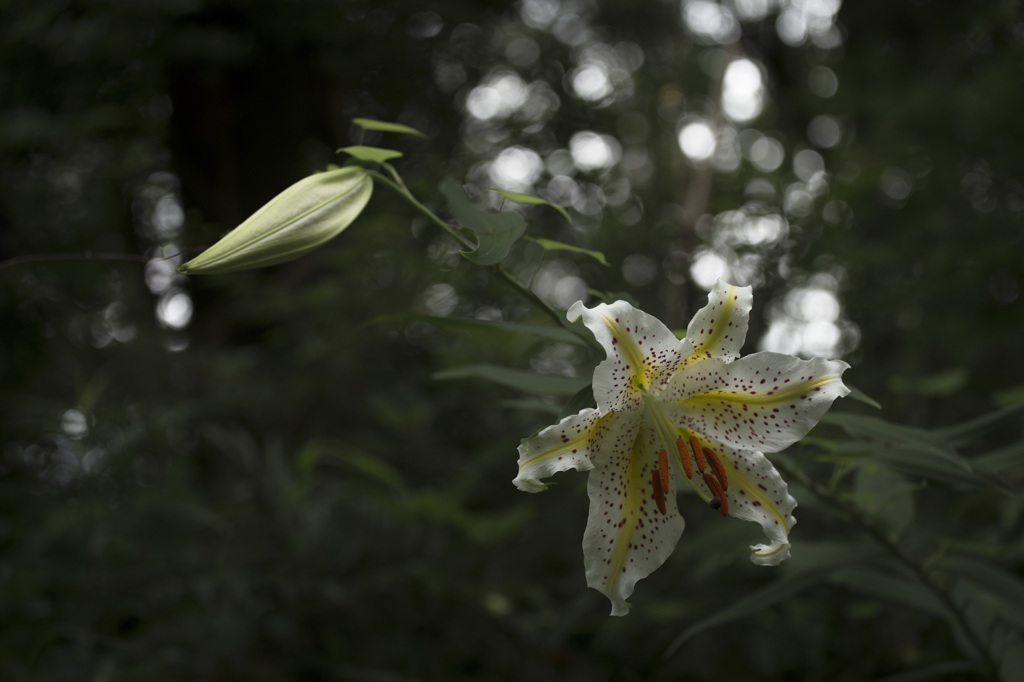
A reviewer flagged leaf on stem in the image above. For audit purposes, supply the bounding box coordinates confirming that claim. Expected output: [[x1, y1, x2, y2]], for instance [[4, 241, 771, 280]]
[[492, 189, 572, 223], [370, 312, 586, 345], [433, 364, 588, 396], [439, 179, 527, 266], [352, 117, 428, 138], [665, 542, 878, 656], [525, 236, 609, 266], [338, 146, 404, 163]]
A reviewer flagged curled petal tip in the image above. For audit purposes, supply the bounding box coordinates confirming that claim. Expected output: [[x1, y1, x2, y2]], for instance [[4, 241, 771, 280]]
[[750, 540, 792, 566], [513, 477, 551, 493], [566, 300, 586, 323]]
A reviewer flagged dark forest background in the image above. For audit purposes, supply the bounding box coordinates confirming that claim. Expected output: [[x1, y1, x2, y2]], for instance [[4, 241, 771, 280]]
[[1, 0, 1023, 680]]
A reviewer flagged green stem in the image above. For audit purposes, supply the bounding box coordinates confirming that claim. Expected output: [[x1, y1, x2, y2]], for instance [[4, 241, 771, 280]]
[[778, 461, 999, 679], [369, 169, 601, 352], [0, 252, 151, 273], [367, 170, 475, 251]]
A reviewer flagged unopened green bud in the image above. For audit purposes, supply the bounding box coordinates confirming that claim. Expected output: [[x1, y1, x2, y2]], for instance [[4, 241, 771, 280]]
[[178, 166, 373, 275]]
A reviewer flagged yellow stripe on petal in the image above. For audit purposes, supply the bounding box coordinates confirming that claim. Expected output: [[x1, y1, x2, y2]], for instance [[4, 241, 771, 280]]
[[713, 446, 796, 561], [666, 352, 850, 455], [514, 409, 610, 492], [684, 374, 842, 407], [678, 281, 752, 367], [582, 425, 686, 616], [599, 313, 650, 391], [688, 285, 736, 360]]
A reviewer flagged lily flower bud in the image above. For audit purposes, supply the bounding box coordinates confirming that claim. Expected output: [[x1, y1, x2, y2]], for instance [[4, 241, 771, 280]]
[[178, 166, 373, 275]]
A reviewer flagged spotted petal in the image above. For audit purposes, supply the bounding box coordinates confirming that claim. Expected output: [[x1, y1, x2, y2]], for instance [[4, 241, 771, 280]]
[[680, 280, 753, 367], [515, 409, 641, 491], [582, 422, 685, 616], [665, 352, 850, 455], [690, 442, 797, 566], [567, 300, 684, 413]]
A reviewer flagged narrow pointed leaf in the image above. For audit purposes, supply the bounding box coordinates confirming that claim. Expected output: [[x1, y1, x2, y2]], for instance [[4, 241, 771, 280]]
[[937, 555, 1024, 629], [847, 385, 883, 409], [371, 312, 585, 345], [975, 440, 1024, 471], [338, 145, 403, 163], [493, 189, 572, 222], [830, 566, 953, 620], [179, 166, 372, 274], [352, 117, 427, 138], [871, 661, 978, 682], [433, 364, 588, 396], [440, 178, 527, 265], [525, 236, 609, 266], [822, 413, 972, 471], [934, 402, 1024, 447], [666, 543, 876, 655]]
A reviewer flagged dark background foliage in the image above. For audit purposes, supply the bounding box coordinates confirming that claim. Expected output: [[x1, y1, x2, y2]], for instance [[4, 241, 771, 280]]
[[1, 0, 1022, 680]]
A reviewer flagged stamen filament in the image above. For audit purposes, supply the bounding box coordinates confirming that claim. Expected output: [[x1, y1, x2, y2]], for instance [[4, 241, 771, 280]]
[[689, 435, 706, 473], [641, 392, 710, 502], [702, 446, 729, 490], [675, 437, 693, 479]]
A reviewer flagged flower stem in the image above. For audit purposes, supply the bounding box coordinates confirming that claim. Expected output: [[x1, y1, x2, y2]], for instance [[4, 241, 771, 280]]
[[0, 252, 151, 273], [368, 169, 601, 352], [778, 461, 999, 678]]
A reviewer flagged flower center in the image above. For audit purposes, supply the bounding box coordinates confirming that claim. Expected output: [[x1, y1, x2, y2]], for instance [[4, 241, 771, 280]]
[[641, 391, 730, 516]]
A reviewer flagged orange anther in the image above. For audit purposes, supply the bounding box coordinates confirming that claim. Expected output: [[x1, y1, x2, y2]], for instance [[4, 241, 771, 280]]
[[658, 449, 670, 493], [675, 437, 693, 479], [651, 469, 666, 515], [702, 472, 729, 516], [702, 446, 729, 490], [689, 435, 706, 473]]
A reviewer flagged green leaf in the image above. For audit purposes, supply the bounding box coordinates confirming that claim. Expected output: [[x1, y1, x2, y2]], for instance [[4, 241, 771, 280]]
[[829, 565, 953, 620], [433, 364, 588, 396], [889, 368, 969, 397], [525, 236, 609, 266], [852, 464, 916, 534], [846, 384, 883, 409], [934, 402, 1024, 447], [665, 543, 877, 656], [975, 440, 1024, 472], [822, 413, 976, 475], [500, 398, 562, 416], [337, 145, 404, 163], [371, 312, 585, 345], [559, 383, 596, 419], [352, 117, 427, 138], [179, 166, 372, 274], [439, 178, 527, 266], [492, 189, 571, 222], [937, 556, 1024, 630], [870, 661, 978, 682]]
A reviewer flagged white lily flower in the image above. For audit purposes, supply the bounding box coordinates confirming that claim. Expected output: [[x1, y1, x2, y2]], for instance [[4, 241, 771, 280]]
[[514, 280, 850, 616]]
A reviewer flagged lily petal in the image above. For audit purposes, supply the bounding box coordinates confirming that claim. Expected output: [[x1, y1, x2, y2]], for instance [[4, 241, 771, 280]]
[[514, 408, 630, 492], [693, 443, 797, 566], [582, 423, 685, 616], [567, 300, 684, 413], [680, 280, 753, 367], [666, 352, 850, 454]]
